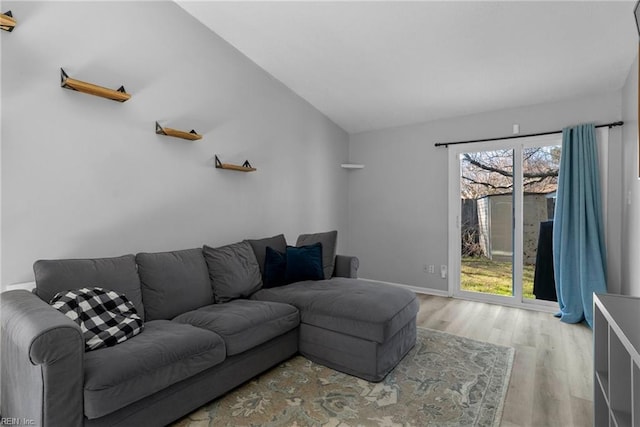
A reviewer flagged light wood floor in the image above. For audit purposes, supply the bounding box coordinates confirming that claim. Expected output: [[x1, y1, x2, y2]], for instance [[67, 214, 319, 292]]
[[416, 294, 593, 427]]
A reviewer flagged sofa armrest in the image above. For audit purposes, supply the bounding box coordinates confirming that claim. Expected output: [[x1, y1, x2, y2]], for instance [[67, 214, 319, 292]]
[[1, 290, 84, 427], [333, 255, 359, 278]]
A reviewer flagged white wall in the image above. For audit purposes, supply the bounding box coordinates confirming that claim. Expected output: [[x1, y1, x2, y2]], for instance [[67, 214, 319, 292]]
[[0, 1, 349, 287], [348, 92, 623, 293], [621, 49, 640, 297]]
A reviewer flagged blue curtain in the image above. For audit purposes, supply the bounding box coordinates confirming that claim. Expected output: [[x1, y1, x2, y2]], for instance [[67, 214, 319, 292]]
[[553, 123, 607, 328]]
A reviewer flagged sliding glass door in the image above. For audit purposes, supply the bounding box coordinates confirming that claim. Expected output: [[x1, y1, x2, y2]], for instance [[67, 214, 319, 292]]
[[459, 149, 514, 298], [521, 145, 561, 301], [448, 135, 561, 308]]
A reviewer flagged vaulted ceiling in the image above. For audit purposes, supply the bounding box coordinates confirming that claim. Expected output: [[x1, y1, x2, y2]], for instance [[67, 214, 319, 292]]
[[176, 1, 638, 134]]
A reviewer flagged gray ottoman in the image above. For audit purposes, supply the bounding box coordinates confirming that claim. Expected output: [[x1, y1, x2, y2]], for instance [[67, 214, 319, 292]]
[[252, 277, 419, 381]]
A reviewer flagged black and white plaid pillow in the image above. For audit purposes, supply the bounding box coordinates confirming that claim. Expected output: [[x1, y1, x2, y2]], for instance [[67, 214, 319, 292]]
[[50, 287, 143, 351]]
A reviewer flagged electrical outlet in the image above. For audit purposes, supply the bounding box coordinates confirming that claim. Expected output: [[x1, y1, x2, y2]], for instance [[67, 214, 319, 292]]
[[428, 265, 435, 274]]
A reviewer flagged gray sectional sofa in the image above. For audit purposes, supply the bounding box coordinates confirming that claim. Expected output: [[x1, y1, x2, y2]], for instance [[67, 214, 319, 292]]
[[1, 233, 419, 427]]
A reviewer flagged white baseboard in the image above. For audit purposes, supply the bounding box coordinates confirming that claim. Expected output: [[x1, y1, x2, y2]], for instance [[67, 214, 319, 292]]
[[358, 278, 558, 313], [358, 278, 450, 297]]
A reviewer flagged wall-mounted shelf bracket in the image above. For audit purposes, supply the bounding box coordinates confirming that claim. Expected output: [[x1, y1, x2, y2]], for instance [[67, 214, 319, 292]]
[[1, 11, 16, 32], [60, 68, 131, 102], [155, 122, 202, 141], [215, 155, 256, 172]]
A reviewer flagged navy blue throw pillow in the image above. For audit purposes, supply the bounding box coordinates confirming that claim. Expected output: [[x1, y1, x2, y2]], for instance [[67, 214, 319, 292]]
[[263, 246, 287, 288], [285, 243, 324, 283]]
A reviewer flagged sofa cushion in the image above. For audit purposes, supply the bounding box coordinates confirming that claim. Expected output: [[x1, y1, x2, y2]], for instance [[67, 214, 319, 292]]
[[83, 320, 225, 419], [203, 241, 262, 303], [34, 255, 144, 321], [285, 244, 324, 283], [136, 249, 213, 321], [296, 230, 337, 279], [50, 287, 143, 351], [246, 234, 287, 276], [173, 300, 299, 356], [252, 277, 419, 344]]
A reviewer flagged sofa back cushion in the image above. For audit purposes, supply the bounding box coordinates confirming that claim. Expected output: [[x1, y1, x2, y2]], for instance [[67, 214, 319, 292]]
[[203, 241, 262, 303], [246, 234, 287, 276], [34, 254, 144, 321], [136, 248, 213, 321], [296, 230, 337, 279]]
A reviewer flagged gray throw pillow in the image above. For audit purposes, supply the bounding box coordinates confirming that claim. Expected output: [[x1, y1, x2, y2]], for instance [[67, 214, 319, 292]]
[[203, 241, 263, 303], [296, 230, 338, 279], [246, 234, 287, 276]]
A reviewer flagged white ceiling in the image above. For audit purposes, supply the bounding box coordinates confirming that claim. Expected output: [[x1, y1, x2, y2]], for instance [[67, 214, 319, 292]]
[[176, 1, 638, 134]]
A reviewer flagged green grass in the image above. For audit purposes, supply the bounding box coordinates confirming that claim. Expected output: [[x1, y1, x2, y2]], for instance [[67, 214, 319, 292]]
[[461, 256, 535, 299]]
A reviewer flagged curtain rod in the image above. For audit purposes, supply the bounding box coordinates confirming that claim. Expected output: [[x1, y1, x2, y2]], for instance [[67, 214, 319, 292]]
[[434, 121, 624, 148]]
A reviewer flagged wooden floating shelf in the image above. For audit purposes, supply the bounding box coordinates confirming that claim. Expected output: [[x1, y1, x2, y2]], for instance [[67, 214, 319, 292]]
[[60, 68, 131, 102], [341, 163, 365, 169], [215, 155, 256, 172], [1, 11, 16, 32], [155, 122, 202, 141]]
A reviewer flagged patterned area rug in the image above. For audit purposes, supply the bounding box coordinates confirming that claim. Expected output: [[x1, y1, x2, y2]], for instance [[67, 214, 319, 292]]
[[173, 328, 514, 427]]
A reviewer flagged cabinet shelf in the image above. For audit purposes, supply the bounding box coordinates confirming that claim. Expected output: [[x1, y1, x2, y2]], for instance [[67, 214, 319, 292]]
[[60, 68, 131, 102], [215, 155, 256, 172], [1, 11, 16, 32], [155, 122, 202, 141], [594, 293, 640, 426]]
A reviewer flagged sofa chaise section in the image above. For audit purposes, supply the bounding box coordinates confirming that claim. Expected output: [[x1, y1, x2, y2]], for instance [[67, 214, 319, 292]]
[[247, 234, 419, 382], [252, 277, 419, 382]]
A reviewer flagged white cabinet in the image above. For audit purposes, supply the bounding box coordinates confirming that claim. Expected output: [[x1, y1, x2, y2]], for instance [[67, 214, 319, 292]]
[[594, 293, 640, 427]]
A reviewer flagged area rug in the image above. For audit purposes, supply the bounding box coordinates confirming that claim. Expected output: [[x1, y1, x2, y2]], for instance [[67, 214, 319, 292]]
[[173, 328, 514, 427]]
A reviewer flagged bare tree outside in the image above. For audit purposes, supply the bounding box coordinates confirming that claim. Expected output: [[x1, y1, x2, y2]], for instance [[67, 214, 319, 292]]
[[461, 147, 560, 198]]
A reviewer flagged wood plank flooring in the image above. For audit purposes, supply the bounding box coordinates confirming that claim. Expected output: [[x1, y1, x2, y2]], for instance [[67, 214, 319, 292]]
[[416, 294, 593, 427]]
